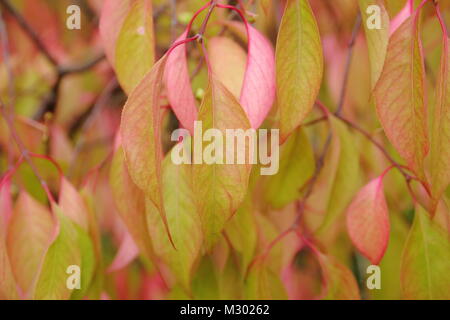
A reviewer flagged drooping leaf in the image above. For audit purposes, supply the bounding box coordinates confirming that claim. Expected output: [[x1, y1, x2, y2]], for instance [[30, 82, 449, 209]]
[[263, 127, 315, 208], [430, 34, 450, 208], [244, 258, 288, 300], [7, 192, 54, 295], [276, 0, 323, 142], [107, 231, 139, 272], [374, 16, 428, 179], [110, 146, 155, 262], [208, 36, 247, 99], [164, 30, 198, 134], [192, 76, 252, 248], [238, 22, 276, 129], [0, 177, 13, 236], [115, 0, 155, 94], [99, 0, 132, 65], [400, 205, 450, 299], [359, 0, 390, 87], [34, 206, 81, 300], [389, 0, 412, 36], [346, 176, 390, 264], [120, 56, 173, 246], [146, 149, 202, 290]]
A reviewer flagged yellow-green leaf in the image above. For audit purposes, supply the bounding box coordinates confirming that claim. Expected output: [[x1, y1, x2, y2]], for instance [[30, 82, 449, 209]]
[[400, 205, 450, 299], [277, 0, 323, 142], [146, 147, 202, 290], [192, 76, 252, 248], [115, 0, 155, 94], [263, 127, 315, 208]]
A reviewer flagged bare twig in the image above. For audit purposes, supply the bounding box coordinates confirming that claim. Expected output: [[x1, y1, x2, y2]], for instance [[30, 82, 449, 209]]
[[335, 12, 361, 115]]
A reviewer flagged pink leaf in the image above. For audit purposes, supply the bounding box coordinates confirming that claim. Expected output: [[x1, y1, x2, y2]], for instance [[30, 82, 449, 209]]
[[107, 231, 139, 272], [346, 176, 390, 265], [231, 22, 276, 128], [164, 30, 198, 134], [0, 178, 13, 237], [389, 1, 412, 36]]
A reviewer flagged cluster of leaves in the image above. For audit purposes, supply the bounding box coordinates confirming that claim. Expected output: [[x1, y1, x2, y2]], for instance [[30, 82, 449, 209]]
[[0, 0, 449, 300]]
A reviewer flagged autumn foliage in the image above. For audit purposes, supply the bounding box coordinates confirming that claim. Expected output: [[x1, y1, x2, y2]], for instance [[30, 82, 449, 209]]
[[0, 0, 449, 300]]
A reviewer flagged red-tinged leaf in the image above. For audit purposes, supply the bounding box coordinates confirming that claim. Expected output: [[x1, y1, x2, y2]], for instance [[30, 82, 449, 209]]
[[276, 0, 323, 141], [146, 149, 202, 290], [244, 258, 288, 300], [389, 1, 412, 36], [110, 146, 155, 262], [208, 36, 247, 99], [401, 205, 450, 299], [374, 17, 428, 179], [59, 177, 89, 231], [164, 30, 198, 134], [0, 178, 13, 236], [120, 56, 174, 247], [312, 247, 360, 300], [99, 0, 132, 66], [34, 205, 81, 300], [359, 0, 390, 87], [107, 231, 139, 272], [430, 34, 450, 208], [192, 76, 252, 248], [346, 176, 390, 264], [7, 192, 54, 296], [229, 21, 276, 129], [115, 0, 155, 94], [0, 237, 17, 299]]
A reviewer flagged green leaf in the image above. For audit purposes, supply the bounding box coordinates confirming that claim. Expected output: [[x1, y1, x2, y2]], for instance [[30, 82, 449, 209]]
[[358, 0, 390, 88], [115, 0, 155, 94], [244, 258, 288, 300], [146, 146, 202, 290], [192, 76, 252, 248], [430, 35, 450, 207], [374, 16, 428, 179], [7, 192, 54, 296], [0, 237, 18, 299], [34, 206, 81, 300], [263, 127, 315, 208], [277, 0, 323, 142], [400, 205, 450, 299]]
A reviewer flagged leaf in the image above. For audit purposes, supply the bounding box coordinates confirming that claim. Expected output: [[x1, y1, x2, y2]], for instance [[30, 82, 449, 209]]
[[358, 0, 390, 88], [430, 34, 450, 207], [120, 56, 173, 246], [208, 36, 247, 99], [34, 206, 81, 300], [164, 30, 198, 134], [0, 177, 13, 236], [276, 0, 323, 142], [389, 0, 412, 36], [374, 16, 428, 179], [146, 149, 202, 290], [107, 231, 139, 272], [316, 115, 361, 234], [346, 176, 390, 264], [59, 177, 89, 230], [7, 192, 54, 295], [99, 0, 132, 65], [316, 250, 361, 300], [115, 0, 155, 94], [263, 127, 315, 208], [192, 76, 252, 248], [244, 258, 288, 300], [400, 205, 450, 299], [110, 146, 155, 262], [238, 22, 276, 129], [0, 237, 17, 299]]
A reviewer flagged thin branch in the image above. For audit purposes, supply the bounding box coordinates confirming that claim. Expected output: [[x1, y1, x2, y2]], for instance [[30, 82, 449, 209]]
[[335, 11, 361, 115]]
